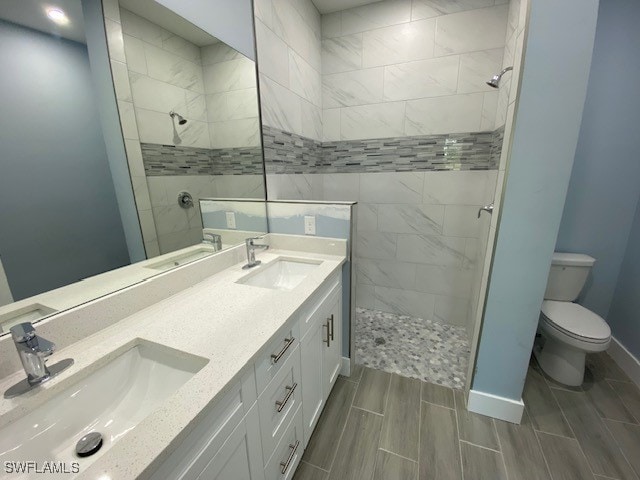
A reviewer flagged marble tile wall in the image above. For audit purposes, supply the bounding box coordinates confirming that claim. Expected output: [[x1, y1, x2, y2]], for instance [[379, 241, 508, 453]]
[[201, 43, 262, 149], [106, 3, 264, 257], [146, 175, 265, 254], [320, 0, 509, 141], [494, 0, 528, 127], [265, 169, 497, 327], [253, 0, 323, 141], [120, 8, 211, 149]]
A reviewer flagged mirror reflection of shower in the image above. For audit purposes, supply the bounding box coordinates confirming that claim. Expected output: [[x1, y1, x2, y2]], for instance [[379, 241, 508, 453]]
[[487, 66, 513, 88], [169, 111, 187, 145]]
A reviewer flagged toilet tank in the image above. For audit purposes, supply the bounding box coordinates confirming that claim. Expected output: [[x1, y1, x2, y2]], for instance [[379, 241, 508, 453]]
[[544, 252, 596, 301]]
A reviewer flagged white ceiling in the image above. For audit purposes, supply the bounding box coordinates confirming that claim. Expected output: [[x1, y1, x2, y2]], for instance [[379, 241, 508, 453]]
[[119, 0, 218, 47], [311, 0, 383, 14], [0, 0, 86, 43]]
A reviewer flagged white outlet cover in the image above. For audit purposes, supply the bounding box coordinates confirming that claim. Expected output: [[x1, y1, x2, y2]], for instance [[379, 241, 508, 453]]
[[304, 215, 316, 235], [225, 211, 236, 229]]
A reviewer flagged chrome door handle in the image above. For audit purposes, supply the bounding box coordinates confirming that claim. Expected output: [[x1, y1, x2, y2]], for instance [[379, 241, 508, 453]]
[[275, 383, 297, 412], [478, 203, 494, 218], [279, 440, 300, 474], [328, 314, 334, 341], [271, 337, 295, 364], [324, 320, 331, 347]]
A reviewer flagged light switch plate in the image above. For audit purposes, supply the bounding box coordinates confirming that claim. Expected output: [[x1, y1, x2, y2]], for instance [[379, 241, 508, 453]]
[[304, 215, 316, 235], [225, 211, 236, 229]]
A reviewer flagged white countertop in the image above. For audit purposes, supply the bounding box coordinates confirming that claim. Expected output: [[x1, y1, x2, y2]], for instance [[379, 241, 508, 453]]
[[0, 246, 346, 479]]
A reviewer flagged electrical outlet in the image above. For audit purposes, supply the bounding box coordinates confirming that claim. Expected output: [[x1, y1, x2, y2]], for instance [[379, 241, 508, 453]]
[[304, 215, 316, 235], [225, 211, 236, 229]]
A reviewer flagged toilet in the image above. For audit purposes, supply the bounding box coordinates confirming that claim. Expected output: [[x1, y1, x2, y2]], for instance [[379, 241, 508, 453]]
[[533, 252, 611, 386]]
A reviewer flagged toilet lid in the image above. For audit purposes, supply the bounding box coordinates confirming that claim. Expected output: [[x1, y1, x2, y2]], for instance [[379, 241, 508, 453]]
[[541, 301, 611, 341]]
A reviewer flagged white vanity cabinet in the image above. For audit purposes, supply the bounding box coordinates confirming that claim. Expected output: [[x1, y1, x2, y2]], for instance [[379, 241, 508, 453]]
[[149, 272, 343, 480], [148, 371, 264, 480], [300, 278, 342, 445]]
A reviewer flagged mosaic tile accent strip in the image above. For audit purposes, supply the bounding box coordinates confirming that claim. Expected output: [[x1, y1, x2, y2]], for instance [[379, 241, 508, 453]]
[[262, 127, 323, 174], [355, 307, 470, 389], [141, 143, 264, 176], [263, 126, 504, 174]]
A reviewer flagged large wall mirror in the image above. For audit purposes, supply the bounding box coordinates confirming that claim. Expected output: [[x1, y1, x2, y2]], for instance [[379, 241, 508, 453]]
[[0, 0, 266, 335]]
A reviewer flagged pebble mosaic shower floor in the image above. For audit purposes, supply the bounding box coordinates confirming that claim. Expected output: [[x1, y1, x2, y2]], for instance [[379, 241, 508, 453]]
[[355, 307, 470, 390]]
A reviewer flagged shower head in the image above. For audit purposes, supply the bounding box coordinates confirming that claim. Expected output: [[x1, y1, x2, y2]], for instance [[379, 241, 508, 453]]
[[487, 66, 514, 88], [169, 111, 187, 125]]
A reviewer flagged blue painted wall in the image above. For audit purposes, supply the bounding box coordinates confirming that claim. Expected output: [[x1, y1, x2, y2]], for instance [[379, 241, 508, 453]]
[[607, 198, 640, 357], [472, 0, 599, 400], [556, 0, 640, 328], [0, 20, 130, 300]]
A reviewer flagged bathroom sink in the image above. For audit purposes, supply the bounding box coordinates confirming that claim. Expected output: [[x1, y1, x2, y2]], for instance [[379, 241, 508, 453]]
[[0, 303, 57, 334], [0, 340, 207, 477], [145, 246, 215, 271], [237, 258, 321, 290]]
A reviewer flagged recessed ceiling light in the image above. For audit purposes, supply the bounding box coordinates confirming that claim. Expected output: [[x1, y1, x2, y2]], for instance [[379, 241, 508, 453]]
[[46, 8, 68, 24]]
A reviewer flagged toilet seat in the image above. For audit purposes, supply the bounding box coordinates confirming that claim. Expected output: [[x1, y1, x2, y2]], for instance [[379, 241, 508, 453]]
[[540, 300, 611, 344]]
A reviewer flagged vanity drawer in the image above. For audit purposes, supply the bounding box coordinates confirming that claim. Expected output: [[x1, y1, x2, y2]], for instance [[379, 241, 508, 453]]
[[264, 405, 304, 480], [258, 344, 302, 463], [255, 321, 300, 395], [298, 273, 341, 340]]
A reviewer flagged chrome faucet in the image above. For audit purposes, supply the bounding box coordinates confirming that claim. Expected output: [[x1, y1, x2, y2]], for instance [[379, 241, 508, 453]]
[[10, 322, 56, 386], [243, 235, 269, 269], [4, 322, 73, 398], [203, 232, 223, 251]]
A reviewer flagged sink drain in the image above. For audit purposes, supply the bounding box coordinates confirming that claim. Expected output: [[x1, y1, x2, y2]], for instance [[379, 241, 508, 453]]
[[76, 432, 103, 457]]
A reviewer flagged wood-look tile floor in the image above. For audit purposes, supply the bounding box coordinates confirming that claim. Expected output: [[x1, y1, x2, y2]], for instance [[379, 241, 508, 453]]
[[293, 353, 640, 480]]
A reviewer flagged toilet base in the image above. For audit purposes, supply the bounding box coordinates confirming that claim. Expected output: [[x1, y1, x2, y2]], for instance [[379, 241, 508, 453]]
[[534, 335, 586, 386]]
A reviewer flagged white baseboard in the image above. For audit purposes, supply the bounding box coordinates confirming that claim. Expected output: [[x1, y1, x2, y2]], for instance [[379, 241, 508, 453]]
[[340, 357, 351, 377], [468, 389, 524, 424], [608, 337, 640, 387]]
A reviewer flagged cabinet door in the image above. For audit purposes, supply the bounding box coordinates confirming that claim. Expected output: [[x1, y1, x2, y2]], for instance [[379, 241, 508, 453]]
[[197, 405, 264, 480], [300, 319, 324, 446], [322, 296, 342, 400]]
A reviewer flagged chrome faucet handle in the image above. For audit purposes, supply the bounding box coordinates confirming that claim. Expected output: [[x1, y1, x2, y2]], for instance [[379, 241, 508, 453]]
[[204, 233, 223, 251], [249, 235, 269, 248], [10, 322, 37, 343], [10, 322, 55, 355]]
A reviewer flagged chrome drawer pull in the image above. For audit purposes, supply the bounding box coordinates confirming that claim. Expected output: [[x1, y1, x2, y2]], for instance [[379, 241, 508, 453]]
[[279, 440, 300, 474], [328, 314, 334, 341], [271, 337, 295, 364], [324, 320, 331, 347], [275, 383, 297, 412]]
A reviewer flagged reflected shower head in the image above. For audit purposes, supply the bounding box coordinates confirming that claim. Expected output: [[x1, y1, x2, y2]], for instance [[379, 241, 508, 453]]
[[487, 66, 514, 88], [169, 111, 187, 125]]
